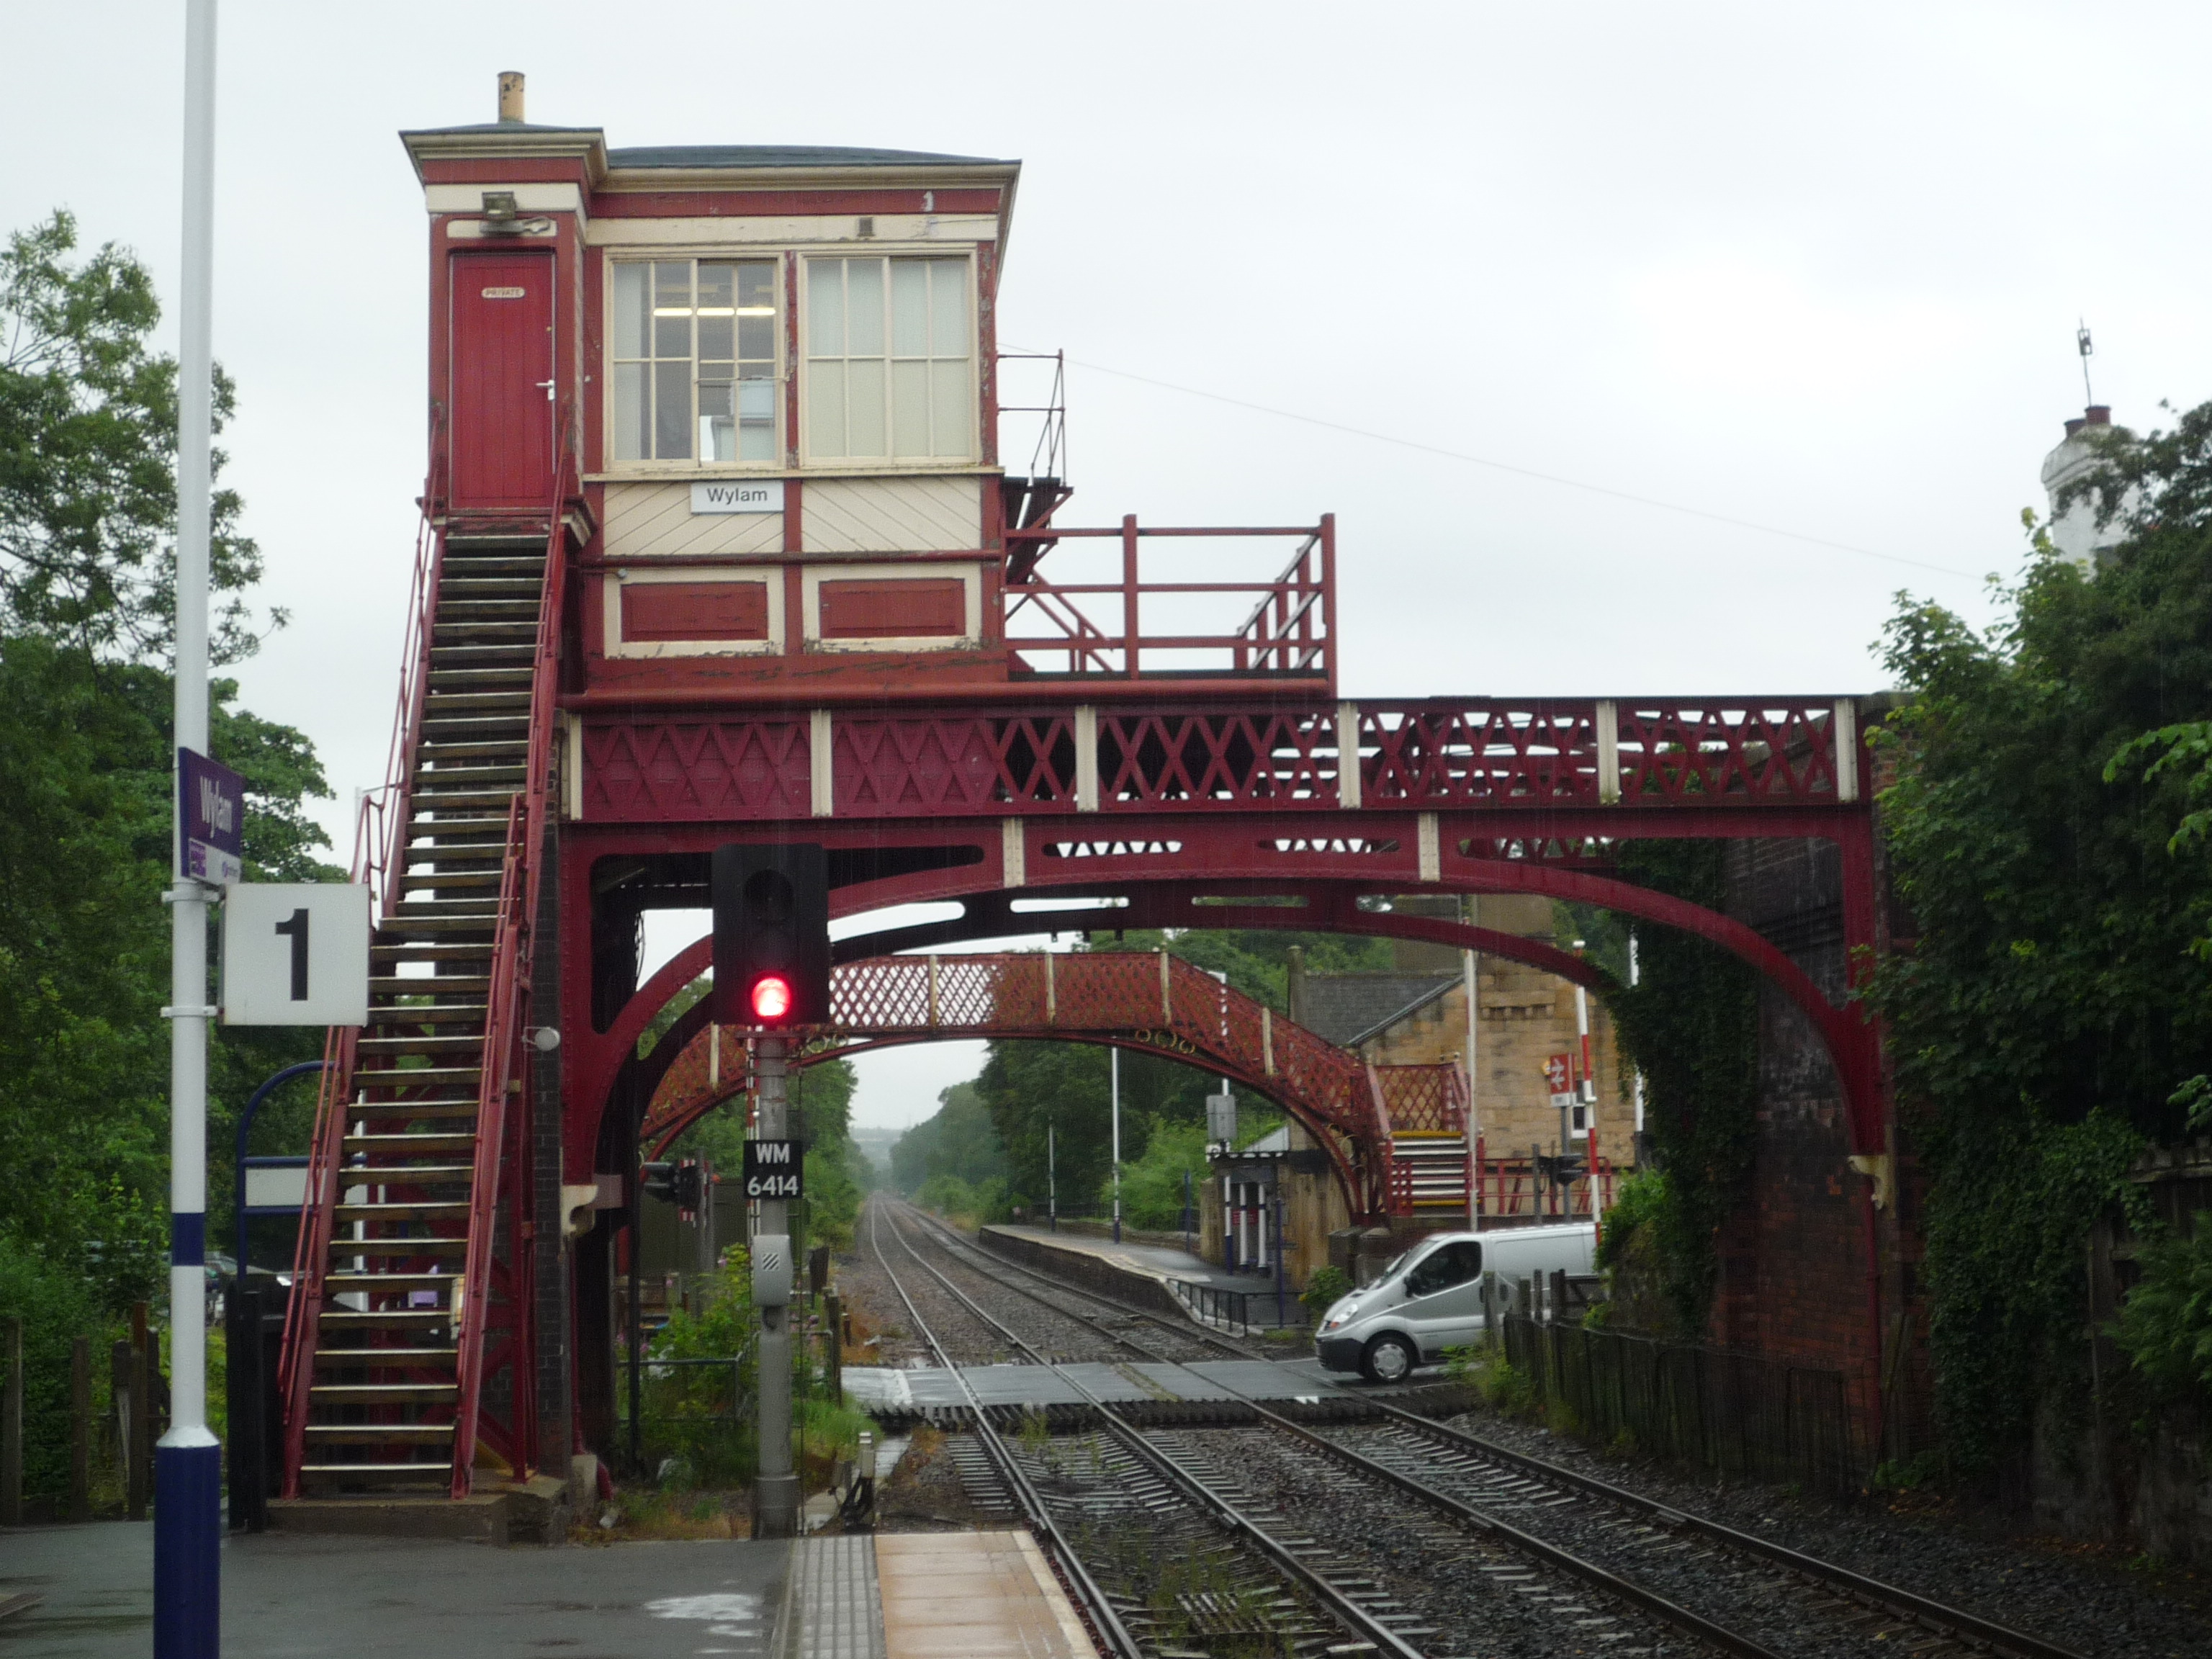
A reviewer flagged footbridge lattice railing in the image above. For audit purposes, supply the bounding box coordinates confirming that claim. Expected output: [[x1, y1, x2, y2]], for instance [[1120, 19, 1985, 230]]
[[641, 949, 1467, 1220]]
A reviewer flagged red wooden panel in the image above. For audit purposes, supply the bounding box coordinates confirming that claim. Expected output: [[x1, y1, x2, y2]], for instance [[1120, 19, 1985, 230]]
[[621, 581, 770, 642], [819, 578, 964, 639], [590, 188, 1004, 218], [448, 252, 553, 511]]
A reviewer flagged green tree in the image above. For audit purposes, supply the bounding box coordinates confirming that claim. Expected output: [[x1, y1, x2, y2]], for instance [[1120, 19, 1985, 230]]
[[1867, 421, 2212, 1467], [1, 211, 272, 662], [889, 1080, 1009, 1197], [1586, 844, 1761, 1337], [675, 1056, 866, 1250], [0, 212, 333, 1502]]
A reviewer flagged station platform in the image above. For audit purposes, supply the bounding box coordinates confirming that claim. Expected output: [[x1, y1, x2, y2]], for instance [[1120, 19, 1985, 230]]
[[979, 1223, 1308, 1328], [845, 1355, 1348, 1414], [1, 1520, 1097, 1658]]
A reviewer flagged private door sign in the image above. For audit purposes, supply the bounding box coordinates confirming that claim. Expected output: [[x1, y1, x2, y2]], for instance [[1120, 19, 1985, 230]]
[[221, 882, 372, 1026]]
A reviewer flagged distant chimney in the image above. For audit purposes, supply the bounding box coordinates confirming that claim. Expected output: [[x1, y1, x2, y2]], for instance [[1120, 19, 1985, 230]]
[[2085, 404, 2111, 427], [498, 71, 526, 124], [2064, 417, 2086, 438]]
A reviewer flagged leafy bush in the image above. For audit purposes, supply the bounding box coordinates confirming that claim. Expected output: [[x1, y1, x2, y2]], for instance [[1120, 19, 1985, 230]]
[[639, 1256, 759, 1486], [915, 1173, 1013, 1226], [2113, 1215, 2212, 1402], [0, 1236, 112, 1503], [1115, 1119, 1208, 1231], [1300, 1264, 1351, 1318], [1591, 1169, 1691, 1336], [1444, 1344, 1540, 1416]]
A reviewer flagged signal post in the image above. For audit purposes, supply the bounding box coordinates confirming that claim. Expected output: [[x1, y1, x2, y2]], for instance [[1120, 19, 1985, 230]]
[[713, 843, 830, 1537]]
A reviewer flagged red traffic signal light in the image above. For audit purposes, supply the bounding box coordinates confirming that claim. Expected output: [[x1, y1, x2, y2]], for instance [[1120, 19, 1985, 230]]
[[750, 974, 793, 1022], [712, 843, 830, 1028]]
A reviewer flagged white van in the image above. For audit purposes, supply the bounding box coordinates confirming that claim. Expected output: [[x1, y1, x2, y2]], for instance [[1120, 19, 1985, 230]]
[[1313, 1223, 1596, 1383]]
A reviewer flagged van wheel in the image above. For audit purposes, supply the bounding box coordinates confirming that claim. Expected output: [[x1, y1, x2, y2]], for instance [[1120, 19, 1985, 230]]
[[1359, 1332, 1419, 1385]]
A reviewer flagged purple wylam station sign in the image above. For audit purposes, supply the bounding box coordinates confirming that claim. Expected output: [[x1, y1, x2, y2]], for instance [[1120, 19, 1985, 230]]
[[178, 747, 244, 883]]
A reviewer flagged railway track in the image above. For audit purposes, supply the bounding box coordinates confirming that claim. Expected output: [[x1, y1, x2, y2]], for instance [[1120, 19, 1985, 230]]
[[867, 1198, 1426, 1658], [874, 1197, 2092, 1659]]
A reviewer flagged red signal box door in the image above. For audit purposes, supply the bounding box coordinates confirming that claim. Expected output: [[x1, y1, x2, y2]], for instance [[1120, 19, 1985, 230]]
[[448, 252, 554, 512]]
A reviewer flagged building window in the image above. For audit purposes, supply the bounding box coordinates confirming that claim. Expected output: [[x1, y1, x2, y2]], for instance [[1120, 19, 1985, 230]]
[[805, 256, 971, 460], [609, 259, 778, 464]]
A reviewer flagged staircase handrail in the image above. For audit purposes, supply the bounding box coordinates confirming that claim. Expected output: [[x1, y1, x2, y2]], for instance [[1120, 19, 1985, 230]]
[[447, 433, 575, 1495], [274, 426, 446, 1496], [368, 405, 450, 921]]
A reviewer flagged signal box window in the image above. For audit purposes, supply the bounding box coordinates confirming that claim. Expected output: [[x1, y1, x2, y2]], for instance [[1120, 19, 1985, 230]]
[[806, 256, 971, 461], [610, 259, 779, 464]]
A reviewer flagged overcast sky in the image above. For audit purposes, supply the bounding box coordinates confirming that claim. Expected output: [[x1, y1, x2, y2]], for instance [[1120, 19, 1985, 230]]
[[9, 1, 2203, 1133]]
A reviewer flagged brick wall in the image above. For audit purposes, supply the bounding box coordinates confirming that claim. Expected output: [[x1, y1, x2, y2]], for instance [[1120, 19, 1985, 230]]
[[1356, 971, 1635, 1169], [1713, 837, 1894, 1447]]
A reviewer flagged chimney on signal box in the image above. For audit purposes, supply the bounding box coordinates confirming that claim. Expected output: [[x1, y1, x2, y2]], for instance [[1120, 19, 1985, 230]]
[[498, 72, 526, 124]]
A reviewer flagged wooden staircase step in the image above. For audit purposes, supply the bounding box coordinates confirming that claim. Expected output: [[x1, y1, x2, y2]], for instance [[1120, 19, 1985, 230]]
[[356, 1032, 488, 1056], [328, 1236, 469, 1258], [419, 720, 530, 747], [323, 1272, 457, 1294], [432, 622, 538, 645], [428, 644, 534, 668], [342, 1104, 481, 1127], [396, 873, 503, 896], [320, 1309, 460, 1331], [335, 1162, 476, 1184], [367, 1002, 488, 1025], [420, 690, 531, 713], [388, 898, 501, 919], [310, 1382, 459, 1405], [424, 673, 534, 695], [353, 1060, 484, 1082], [333, 1201, 472, 1223], [303, 1424, 456, 1446], [370, 943, 496, 963], [369, 976, 490, 997], [403, 809, 515, 833], [311, 1345, 457, 1369], [395, 789, 520, 814], [438, 574, 542, 592], [296, 1463, 451, 1485], [375, 914, 500, 937], [343, 1131, 479, 1156], [436, 599, 541, 620]]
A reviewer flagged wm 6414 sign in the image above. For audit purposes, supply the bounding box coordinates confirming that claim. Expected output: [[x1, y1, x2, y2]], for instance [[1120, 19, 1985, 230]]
[[741, 1139, 803, 1200]]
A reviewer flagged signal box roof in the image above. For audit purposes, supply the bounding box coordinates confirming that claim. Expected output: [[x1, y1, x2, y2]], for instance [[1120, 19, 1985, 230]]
[[609, 144, 1012, 169], [400, 122, 1017, 189]]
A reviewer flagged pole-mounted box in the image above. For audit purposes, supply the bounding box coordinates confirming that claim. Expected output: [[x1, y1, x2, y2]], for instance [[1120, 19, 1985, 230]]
[[752, 1233, 791, 1308]]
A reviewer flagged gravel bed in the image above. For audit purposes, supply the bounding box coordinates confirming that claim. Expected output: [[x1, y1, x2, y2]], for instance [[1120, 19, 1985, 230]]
[[1165, 1424, 1666, 1658], [857, 1202, 1022, 1364], [1421, 1406, 2211, 1659], [830, 1233, 935, 1368], [907, 1206, 1263, 1365], [1329, 1419, 1902, 1658], [888, 1206, 1139, 1363], [873, 1428, 1008, 1532]]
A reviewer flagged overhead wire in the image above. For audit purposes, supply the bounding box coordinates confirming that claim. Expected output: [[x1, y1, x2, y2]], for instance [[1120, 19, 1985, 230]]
[[1010, 349, 1992, 583]]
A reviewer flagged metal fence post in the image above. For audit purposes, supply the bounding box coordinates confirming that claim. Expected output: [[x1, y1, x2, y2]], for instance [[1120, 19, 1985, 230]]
[[69, 1338, 91, 1523]]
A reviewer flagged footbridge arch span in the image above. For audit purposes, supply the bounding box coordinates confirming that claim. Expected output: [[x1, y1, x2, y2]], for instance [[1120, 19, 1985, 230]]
[[634, 948, 1467, 1221]]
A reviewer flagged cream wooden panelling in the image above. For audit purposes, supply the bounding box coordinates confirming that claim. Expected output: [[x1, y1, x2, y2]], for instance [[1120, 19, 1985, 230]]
[[602, 482, 783, 559], [800, 476, 981, 554], [426, 183, 584, 214]]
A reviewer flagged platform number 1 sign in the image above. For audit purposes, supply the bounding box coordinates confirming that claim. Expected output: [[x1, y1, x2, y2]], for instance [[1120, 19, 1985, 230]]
[[221, 883, 372, 1026]]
